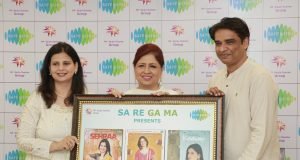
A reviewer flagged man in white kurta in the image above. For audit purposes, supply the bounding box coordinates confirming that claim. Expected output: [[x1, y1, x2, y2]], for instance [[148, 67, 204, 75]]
[[207, 17, 280, 160], [208, 59, 280, 160]]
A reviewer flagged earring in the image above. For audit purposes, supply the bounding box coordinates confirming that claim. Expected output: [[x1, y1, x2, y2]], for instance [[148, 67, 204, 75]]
[[74, 70, 77, 75], [159, 79, 162, 86], [49, 72, 51, 75], [135, 79, 139, 88]]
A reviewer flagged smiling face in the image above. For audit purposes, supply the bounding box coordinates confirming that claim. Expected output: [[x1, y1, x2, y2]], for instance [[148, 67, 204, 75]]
[[49, 52, 78, 85], [187, 148, 200, 160], [139, 138, 147, 148], [134, 53, 163, 90], [214, 28, 249, 73], [99, 142, 108, 154]]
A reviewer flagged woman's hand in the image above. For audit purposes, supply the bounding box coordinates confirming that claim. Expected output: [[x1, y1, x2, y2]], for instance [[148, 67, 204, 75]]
[[172, 88, 184, 95], [50, 136, 78, 152], [85, 154, 93, 160], [107, 88, 124, 98], [206, 87, 224, 96], [151, 91, 170, 96]]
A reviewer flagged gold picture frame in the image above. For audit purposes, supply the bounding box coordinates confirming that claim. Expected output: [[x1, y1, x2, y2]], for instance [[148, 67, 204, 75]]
[[71, 95, 224, 160]]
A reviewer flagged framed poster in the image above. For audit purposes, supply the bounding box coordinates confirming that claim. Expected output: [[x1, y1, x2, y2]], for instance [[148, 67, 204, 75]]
[[71, 95, 224, 160]]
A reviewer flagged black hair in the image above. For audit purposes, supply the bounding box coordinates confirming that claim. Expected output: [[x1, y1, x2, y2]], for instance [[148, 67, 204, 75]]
[[38, 42, 85, 108], [209, 17, 250, 42]]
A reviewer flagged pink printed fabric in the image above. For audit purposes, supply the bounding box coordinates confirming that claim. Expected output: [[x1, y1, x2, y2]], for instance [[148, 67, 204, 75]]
[[134, 148, 155, 160]]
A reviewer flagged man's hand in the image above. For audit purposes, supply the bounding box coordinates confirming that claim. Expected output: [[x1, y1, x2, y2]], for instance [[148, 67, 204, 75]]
[[206, 87, 224, 96]]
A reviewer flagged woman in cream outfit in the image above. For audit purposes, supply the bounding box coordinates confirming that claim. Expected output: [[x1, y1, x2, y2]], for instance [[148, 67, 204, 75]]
[[17, 42, 86, 160]]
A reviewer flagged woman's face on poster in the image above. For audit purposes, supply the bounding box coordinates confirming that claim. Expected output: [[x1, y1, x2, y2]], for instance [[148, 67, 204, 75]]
[[187, 148, 200, 160], [99, 142, 107, 154], [140, 138, 147, 148]]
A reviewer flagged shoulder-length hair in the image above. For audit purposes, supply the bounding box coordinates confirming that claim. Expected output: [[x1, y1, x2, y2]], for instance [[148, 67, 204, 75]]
[[133, 43, 164, 68]]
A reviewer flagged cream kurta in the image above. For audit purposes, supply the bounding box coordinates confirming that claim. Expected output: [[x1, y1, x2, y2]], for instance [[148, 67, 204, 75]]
[[17, 91, 73, 160], [208, 59, 280, 160], [124, 86, 179, 95]]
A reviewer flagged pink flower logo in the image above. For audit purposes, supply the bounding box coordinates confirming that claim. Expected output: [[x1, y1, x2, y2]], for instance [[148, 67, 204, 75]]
[[272, 56, 286, 67], [43, 26, 56, 36], [203, 56, 217, 67], [138, 0, 151, 5], [75, 0, 87, 5], [277, 120, 286, 132], [12, 0, 24, 5], [171, 25, 184, 36], [12, 117, 21, 128], [80, 57, 88, 67], [12, 57, 25, 67], [86, 108, 92, 114], [107, 26, 120, 36]]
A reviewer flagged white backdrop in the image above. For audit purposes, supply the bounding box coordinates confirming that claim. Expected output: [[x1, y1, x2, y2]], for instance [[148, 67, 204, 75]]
[[0, 0, 299, 159]]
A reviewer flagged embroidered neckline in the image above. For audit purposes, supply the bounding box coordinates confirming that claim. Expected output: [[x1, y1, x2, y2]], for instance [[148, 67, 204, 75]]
[[52, 104, 73, 113]]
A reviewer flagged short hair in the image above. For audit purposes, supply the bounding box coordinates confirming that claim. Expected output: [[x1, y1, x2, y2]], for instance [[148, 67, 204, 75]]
[[98, 139, 111, 156], [38, 42, 85, 108], [137, 136, 149, 149], [133, 43, 164, 68], [185, 143, 203, 160], [209, 17, 250, 42]]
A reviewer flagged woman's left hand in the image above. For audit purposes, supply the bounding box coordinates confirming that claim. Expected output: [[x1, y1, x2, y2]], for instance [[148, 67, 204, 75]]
[[107, 88, 123, 98], [151, 91, 169, 96], [172, 88, 184, 95], [50, 136, 78, 152]]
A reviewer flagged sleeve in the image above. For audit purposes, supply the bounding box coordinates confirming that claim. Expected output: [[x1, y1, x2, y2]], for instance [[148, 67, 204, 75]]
[[134, 150, 140, 160], [238, 73, 278, 160], [106, 154, 113, 160], [16, 92, 53, 159], [150, 148, 155, 160]]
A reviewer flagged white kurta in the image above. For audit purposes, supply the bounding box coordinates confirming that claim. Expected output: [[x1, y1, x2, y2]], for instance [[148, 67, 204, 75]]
[[208, 59, 280, 160], [17, 91, 73, 160], [124, 86, 180, 95]]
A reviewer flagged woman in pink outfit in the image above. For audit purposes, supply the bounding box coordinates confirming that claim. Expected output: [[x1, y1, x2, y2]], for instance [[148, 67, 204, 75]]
[[134, 136, 155, 160]]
